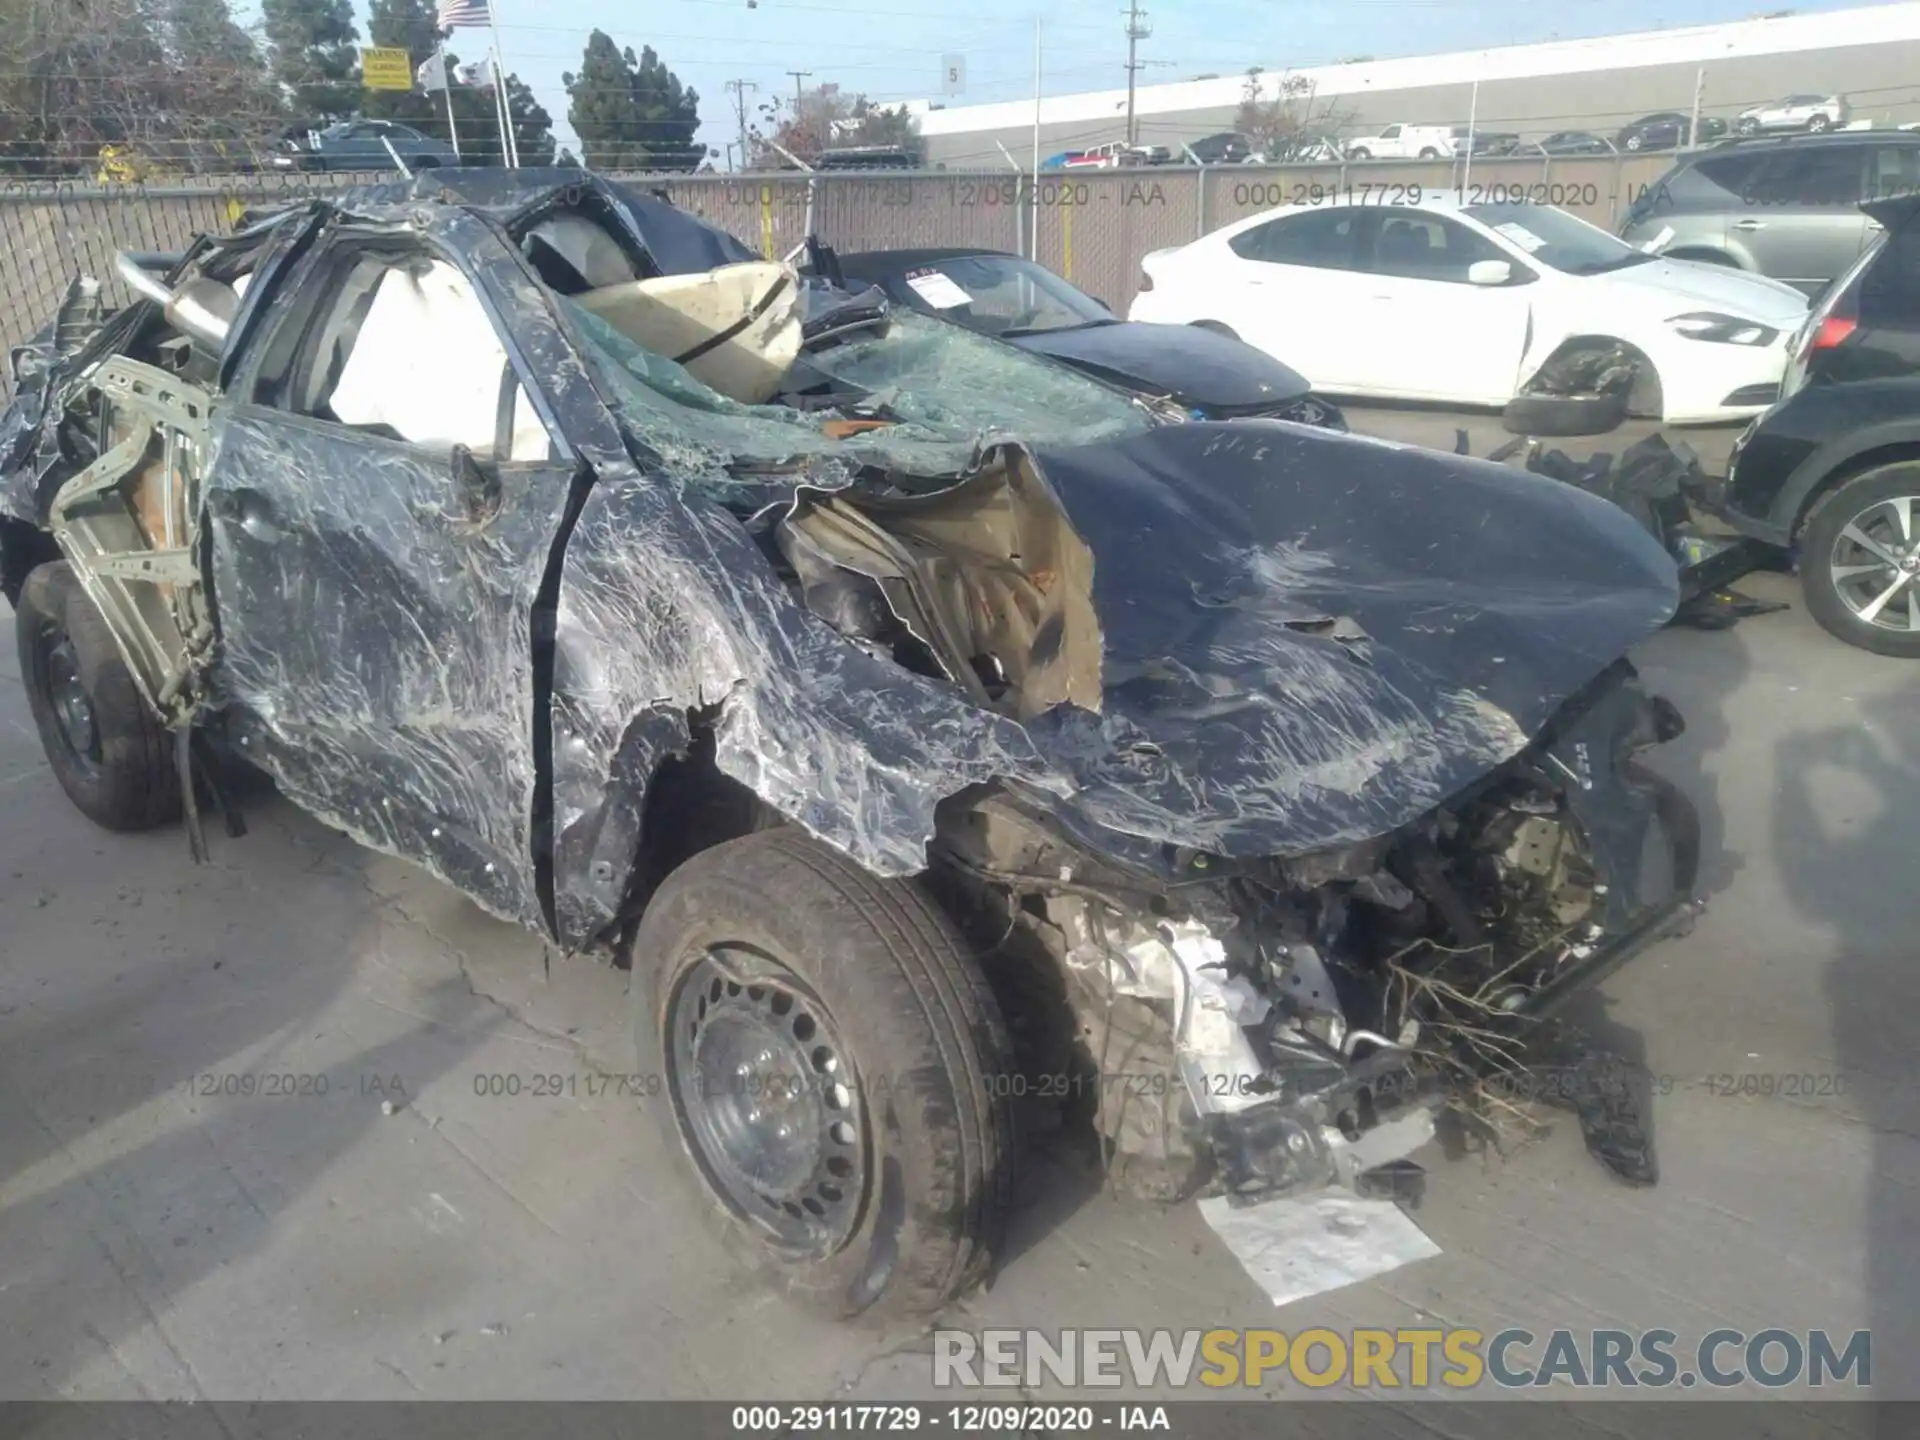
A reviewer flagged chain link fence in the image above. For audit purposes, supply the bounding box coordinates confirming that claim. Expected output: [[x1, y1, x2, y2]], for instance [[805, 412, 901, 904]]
[[0, 153, 1676, 378]]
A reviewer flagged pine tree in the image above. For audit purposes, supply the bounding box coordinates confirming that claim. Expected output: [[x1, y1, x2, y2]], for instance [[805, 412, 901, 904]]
[[631, 45, 700, 171], [566, 32, 700, 172], [503, 75, 557, 166], [565, 30, 646, 170], [261, 0, 359, 123]]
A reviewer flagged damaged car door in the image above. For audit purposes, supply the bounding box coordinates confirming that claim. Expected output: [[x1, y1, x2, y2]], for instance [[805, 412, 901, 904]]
[[205, 221, 580, 928]]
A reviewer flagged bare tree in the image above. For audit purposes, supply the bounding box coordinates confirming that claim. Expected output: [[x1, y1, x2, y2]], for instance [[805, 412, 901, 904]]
[[1235, 66, 1356, 160], [0, 0, 282, 176]]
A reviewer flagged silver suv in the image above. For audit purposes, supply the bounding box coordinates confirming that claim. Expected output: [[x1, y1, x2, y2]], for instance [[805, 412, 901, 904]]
[[1618, 133, 1920, 296]]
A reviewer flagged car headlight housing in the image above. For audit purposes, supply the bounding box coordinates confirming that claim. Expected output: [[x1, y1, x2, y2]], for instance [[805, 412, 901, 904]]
[[1667, 311, 1779, 346]]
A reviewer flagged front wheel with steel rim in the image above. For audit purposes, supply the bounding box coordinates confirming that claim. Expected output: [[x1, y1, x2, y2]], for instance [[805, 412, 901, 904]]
[[632, 828, 1019, 1318], [1801, 465, 1920, 657], [15, 561, 181, 829]]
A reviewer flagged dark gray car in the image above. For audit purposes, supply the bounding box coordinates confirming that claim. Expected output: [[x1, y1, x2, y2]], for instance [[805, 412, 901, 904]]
[[270, 119, 461, 172], [0, 169, 1697, 1319], [1618, 132, 1920, 295]]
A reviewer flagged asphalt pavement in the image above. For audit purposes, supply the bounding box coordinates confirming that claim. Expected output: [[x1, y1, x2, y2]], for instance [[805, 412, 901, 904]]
[[2, 409, 1915, 1413]]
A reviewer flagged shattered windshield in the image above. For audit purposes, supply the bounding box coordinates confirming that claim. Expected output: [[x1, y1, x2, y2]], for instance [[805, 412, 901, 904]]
[[886, 255, 1113, 338], [562, 299, 1148, 495], [800, 308, 1144, 427]]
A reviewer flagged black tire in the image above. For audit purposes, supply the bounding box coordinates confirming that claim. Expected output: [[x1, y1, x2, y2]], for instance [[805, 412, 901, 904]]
[[631, 828, 1019, 1319], [1625, 134, 1644, 152], [1502, 391, 1627, 438], [1418, 146, 1441, 159], [1348, 147, 1372, 161], [1800, 464, 1920, 656], [1808, 114, 1832, 134], [15, 561, 181, 830]]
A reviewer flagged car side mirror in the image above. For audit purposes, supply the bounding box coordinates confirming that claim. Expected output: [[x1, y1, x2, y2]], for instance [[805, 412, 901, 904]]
[[1468, 260, 1513, 286], [450, 443, 502, 525]]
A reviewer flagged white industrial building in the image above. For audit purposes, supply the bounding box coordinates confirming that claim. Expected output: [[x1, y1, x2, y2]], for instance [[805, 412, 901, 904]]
[[917, 2, 1920, 167]]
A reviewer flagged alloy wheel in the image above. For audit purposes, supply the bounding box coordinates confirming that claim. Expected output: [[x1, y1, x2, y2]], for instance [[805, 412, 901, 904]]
[[1828, 493, 1920, 634]]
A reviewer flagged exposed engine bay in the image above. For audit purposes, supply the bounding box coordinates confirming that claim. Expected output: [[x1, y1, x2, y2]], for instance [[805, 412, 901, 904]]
[[767, 456, 1696, 1203]]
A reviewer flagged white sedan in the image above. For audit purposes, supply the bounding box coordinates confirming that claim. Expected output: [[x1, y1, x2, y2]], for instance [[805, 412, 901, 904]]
[[1129, 196, 1811, 424]]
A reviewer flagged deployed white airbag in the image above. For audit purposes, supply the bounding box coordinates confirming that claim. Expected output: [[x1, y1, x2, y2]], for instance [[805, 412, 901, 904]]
[[328, 260, 547, 458], [575, 260, 802, 405]]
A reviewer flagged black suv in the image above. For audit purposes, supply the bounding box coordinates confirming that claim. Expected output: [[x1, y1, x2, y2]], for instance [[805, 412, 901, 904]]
[[1619, 131, 1920, 296], [1716, 191, 1920, 655]]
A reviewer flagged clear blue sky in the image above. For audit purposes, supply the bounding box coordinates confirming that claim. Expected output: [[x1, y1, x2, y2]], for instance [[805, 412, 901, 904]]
[[320, 0, 1892, 158]]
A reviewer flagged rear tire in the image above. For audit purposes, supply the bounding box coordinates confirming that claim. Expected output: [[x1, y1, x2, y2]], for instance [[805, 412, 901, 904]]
[[1348, 148, 1372, 161], [16, 561, 180, 830], [1808, 114, 1832, 134], [1800, 465, 1920, 657], [631, 829, 1019, 1318], [1418, 147, 1441, 159]]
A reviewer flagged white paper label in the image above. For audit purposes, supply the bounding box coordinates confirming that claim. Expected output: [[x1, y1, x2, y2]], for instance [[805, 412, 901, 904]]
[[905, 270, 972, 310], [1494, 221, 1548, 252]]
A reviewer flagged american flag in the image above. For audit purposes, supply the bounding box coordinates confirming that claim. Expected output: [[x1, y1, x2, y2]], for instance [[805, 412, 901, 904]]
[[436, 0, 493, 26]]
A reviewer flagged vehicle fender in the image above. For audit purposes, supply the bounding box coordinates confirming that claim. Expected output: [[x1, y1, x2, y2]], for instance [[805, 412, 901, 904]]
[[1774, 416, 1920, 535]]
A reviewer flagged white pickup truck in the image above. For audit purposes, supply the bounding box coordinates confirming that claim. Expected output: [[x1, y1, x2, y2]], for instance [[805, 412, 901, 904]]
[[1342, 124, 1454, 160]]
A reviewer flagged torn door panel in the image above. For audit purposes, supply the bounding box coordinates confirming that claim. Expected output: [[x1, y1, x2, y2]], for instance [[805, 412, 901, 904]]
[[203, 407, 568, 931]]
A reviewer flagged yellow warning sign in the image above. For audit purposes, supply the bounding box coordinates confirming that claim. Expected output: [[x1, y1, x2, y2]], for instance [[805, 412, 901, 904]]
[[361, 47, 414, 91]]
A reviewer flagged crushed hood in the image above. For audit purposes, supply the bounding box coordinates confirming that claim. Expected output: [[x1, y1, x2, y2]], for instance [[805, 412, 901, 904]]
[[774, 419, 1681, 866], [1002, 422, 1681, 855], [1008, 321, 1312, 412]]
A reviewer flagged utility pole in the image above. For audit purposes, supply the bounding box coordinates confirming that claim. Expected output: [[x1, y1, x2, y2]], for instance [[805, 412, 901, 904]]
[[726, 78, 759, 171], [787, 69, 814, 134], [1123, 2, 1151, 146]]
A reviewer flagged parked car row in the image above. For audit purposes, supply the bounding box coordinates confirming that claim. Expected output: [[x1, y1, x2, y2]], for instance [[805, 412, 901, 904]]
[[1072, 97, 1864, 171]]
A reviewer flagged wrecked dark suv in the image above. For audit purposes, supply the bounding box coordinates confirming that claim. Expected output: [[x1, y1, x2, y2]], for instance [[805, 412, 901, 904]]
[[1, 169, 1699, 1319]]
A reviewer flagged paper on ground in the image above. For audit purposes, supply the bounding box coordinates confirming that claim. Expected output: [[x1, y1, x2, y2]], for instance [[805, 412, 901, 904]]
[[1198, 1192, 1440, 1308]]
